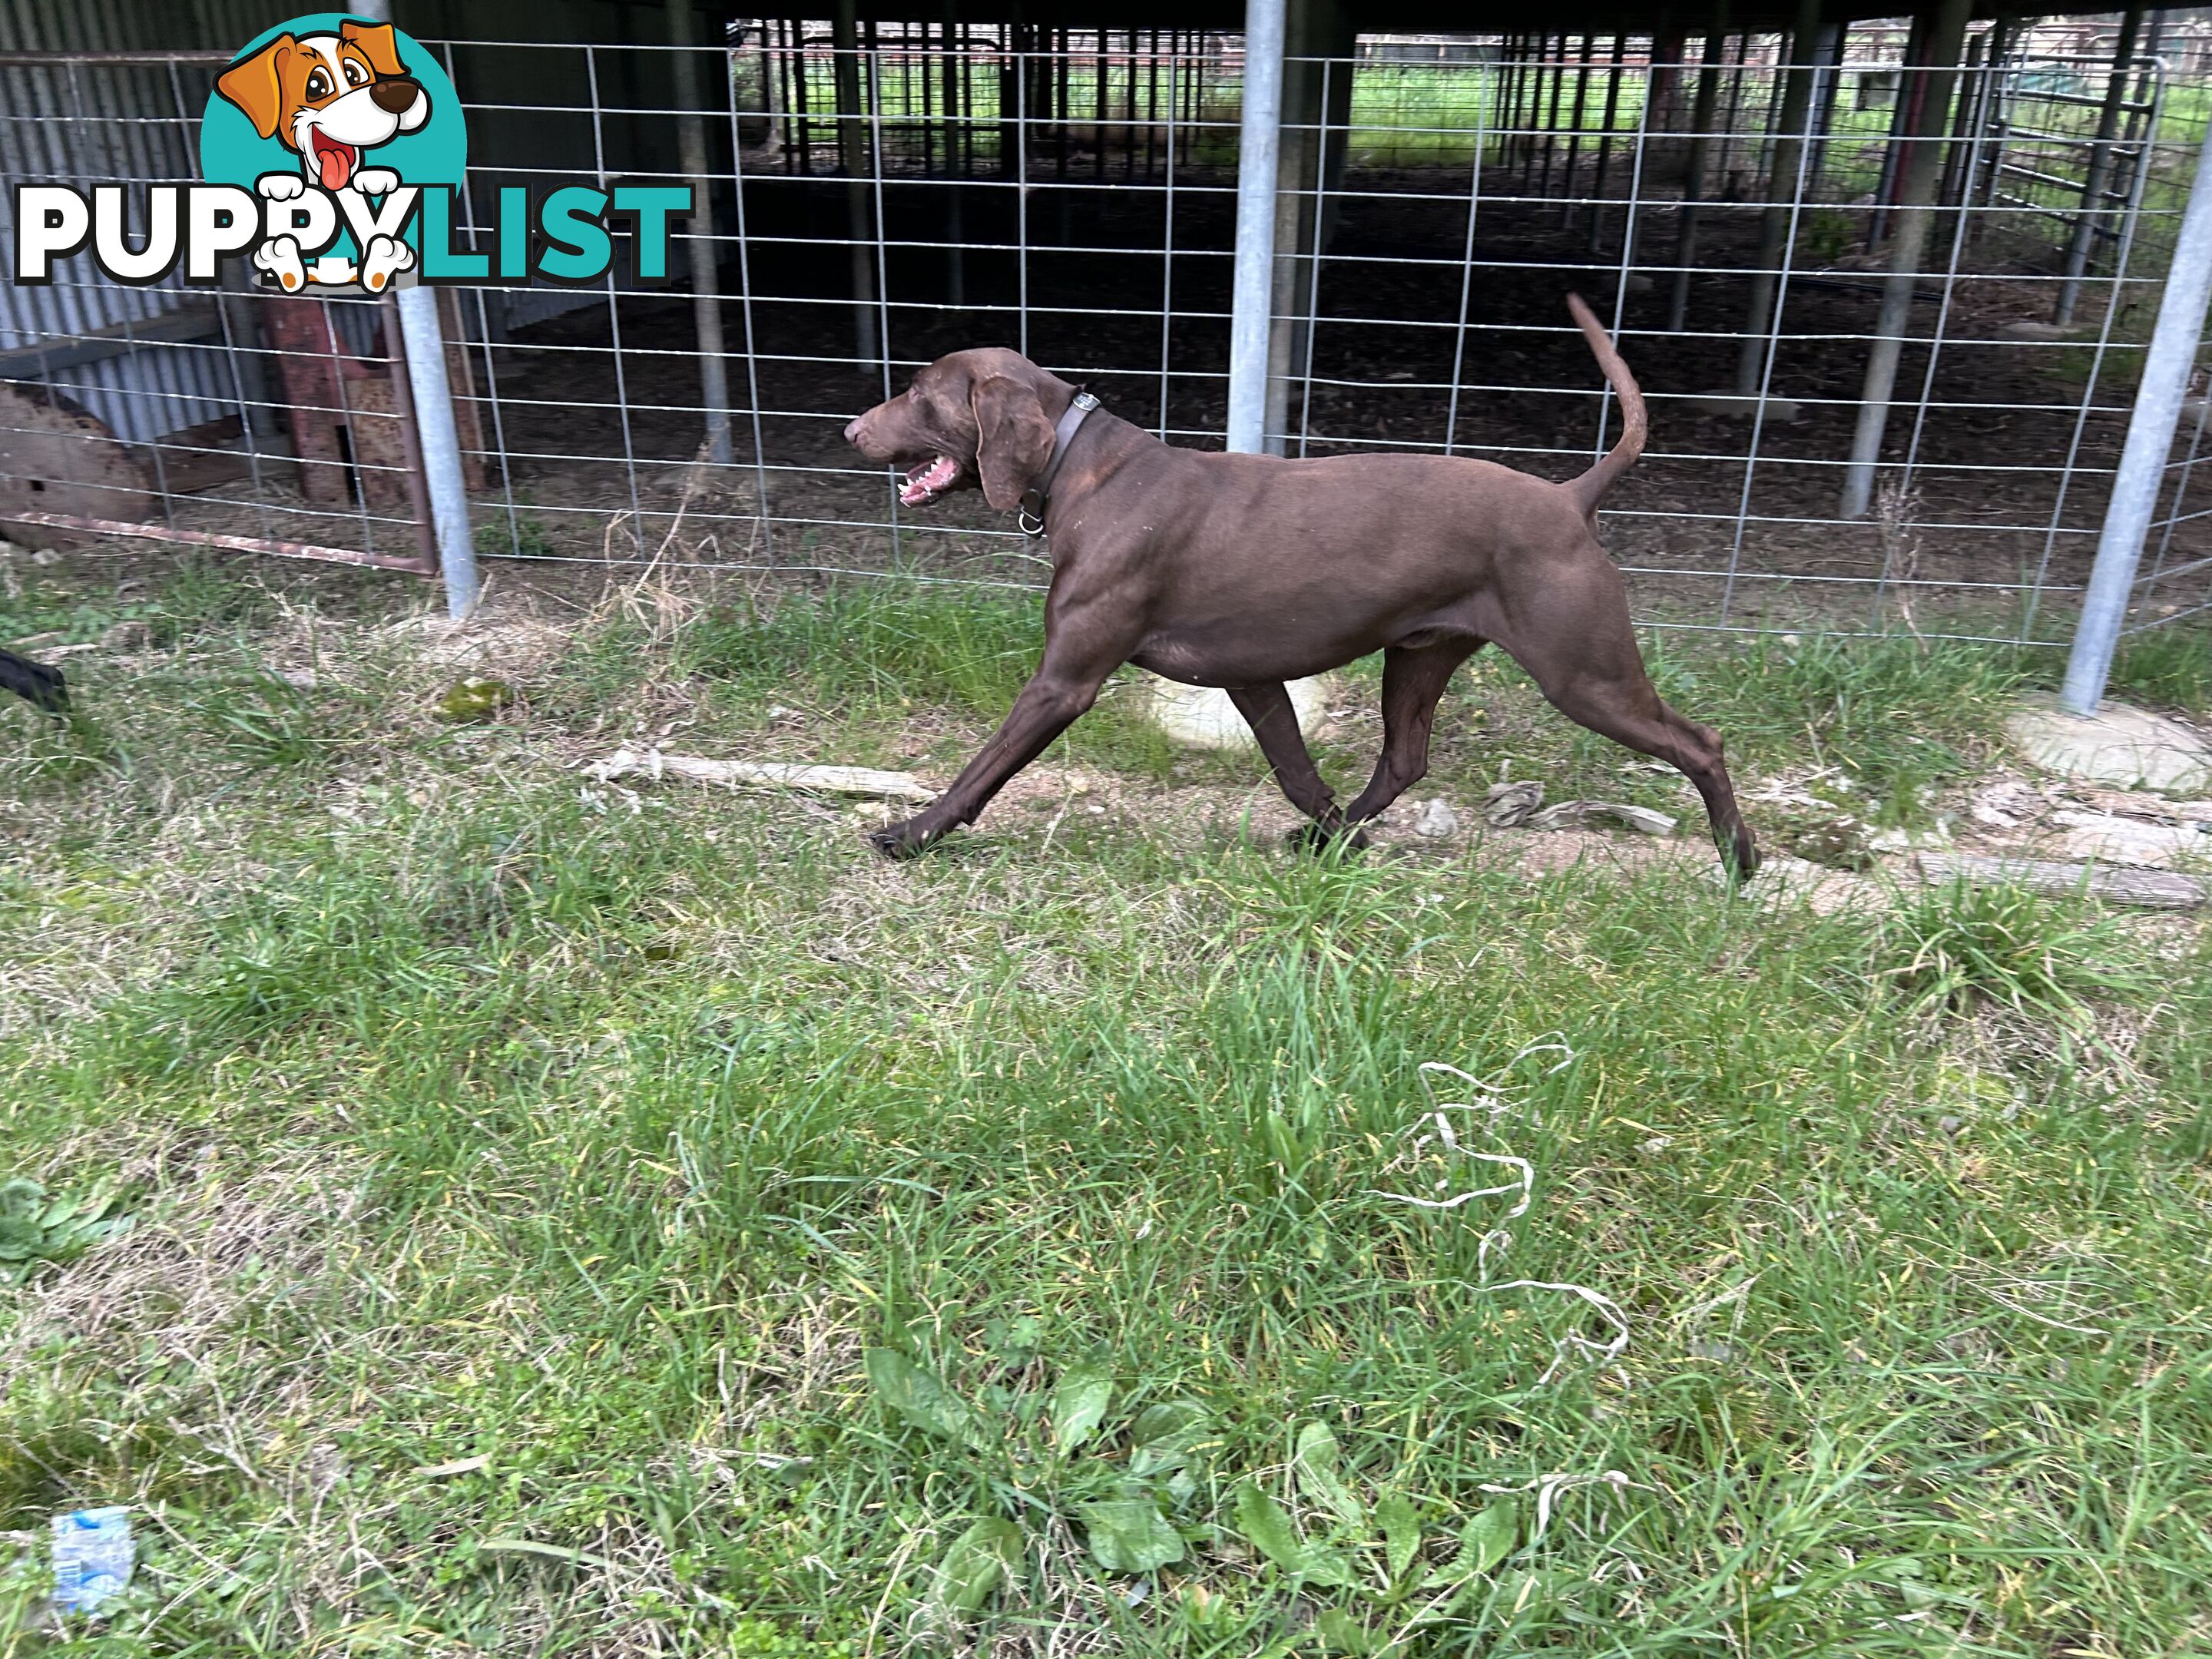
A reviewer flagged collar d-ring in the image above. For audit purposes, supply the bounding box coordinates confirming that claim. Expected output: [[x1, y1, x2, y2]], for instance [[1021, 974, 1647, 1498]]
[[1017, 389, 1100, 539]]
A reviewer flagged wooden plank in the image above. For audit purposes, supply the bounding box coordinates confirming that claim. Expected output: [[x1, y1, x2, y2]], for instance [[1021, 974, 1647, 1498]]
[[5, 512, 432, 574], [0, 305, 223, 381], [1912, 851, 2205, 910], [583, 751, 936, 803]]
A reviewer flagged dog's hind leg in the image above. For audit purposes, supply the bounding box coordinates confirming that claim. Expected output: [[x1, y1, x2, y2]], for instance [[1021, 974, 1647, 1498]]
[[1541, 674, 1758, 880], [1225, 682, 1361, 847], [1340, 638, 1482, 827], [1498, 554, 1758, 878]]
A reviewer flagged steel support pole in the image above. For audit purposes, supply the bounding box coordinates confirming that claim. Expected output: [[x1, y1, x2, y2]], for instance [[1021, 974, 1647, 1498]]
[[355, 0, 476, 616], [1227, 0, 1286, 455], [2060, 125, 2212, 713], [392, 293, 479, 616]]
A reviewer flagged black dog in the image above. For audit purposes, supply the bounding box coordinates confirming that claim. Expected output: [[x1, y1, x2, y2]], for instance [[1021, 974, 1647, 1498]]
[[0, 648, 68, 714]]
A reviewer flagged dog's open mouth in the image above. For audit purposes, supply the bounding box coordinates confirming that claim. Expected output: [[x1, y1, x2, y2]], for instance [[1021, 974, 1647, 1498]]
[[899, 455, 960, 507], [310, 128, 361, 192]]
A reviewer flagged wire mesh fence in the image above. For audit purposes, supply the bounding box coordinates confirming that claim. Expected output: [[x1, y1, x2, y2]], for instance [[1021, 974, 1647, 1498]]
[[5, 16, 2212, 645]]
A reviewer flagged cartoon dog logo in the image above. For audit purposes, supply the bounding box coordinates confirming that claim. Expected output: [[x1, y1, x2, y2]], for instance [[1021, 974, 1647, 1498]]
[[216, 20, 429, 293]]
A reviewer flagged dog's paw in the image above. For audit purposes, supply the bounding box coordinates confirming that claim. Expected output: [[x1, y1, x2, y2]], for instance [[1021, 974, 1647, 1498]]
[[869, 821, 936, 859], [361, 233, 416, 292], [255, 171, 306, 201], [353, 167, 400, 197], [1285, 821, 1371, 856], [1720, 834, 1762, 887], [253, 235, 306, 292]]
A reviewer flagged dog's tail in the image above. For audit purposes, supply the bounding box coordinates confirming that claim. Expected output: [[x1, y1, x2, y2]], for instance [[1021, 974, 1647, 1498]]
[[1563, 293, 1646, 518], [0, 647, 68, 714]]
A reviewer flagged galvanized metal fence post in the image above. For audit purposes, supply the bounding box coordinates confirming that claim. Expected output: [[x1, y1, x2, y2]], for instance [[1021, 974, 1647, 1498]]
[[356, 0, 478, 617], [1226, 0, 1285, 455], [2060, 123, 2212, 714]]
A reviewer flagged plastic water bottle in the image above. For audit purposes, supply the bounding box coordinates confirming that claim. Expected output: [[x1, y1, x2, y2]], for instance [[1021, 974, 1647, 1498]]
[[50, 1507, 134, 1614]]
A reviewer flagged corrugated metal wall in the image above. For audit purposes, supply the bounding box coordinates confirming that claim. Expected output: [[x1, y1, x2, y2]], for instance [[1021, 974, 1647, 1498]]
[[0, 0, 276, 442], [0, 0, 704, 442]]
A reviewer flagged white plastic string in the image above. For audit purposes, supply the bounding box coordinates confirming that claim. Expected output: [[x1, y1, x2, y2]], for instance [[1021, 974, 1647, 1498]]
[[1375, 1044, 1634, 1389]]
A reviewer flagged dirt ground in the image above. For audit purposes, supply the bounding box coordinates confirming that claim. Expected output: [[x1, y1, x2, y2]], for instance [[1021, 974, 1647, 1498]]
[[255, 568, 2212, 919]]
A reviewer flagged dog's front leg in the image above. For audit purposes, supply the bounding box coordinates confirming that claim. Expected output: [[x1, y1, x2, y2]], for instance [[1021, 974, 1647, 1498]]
[[873, 598, 1137, 859], [872, 668, 1109, 858]]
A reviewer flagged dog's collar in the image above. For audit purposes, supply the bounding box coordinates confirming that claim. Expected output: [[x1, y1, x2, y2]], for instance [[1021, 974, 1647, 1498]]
[[1016, 390, 1100, 538]]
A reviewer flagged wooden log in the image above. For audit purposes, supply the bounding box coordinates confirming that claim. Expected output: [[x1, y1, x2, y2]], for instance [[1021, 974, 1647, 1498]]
[[1912, 852, 2205, 910], [584, 750, 936, 803]]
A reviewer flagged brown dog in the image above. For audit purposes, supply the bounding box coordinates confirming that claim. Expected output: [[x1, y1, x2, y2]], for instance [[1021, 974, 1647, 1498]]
[[843, 296, 1757, 876]]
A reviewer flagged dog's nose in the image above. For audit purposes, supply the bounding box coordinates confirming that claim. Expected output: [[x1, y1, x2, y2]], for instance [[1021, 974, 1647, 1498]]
[[370, 76, 420, 114], [843, 417, 864, 445]]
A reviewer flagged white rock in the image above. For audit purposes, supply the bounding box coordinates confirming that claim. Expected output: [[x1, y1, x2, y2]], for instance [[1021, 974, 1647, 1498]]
[[1528, 799, 1677, 836], [2049, 808, 2207, 869], [1412, 797, 1459, 839], [582, 751, 935, 803], [1869, 820, 1953, 854], [2007, 694, 2212, 794], [1140, 674, 1331, 751]]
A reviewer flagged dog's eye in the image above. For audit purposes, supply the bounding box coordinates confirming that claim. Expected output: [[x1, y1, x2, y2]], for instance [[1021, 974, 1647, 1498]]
[[343, 59, 368, 86], [305, 68, 331, 98]]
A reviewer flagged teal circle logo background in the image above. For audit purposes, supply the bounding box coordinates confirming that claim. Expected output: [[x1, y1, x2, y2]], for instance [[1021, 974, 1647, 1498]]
[[199, 12, 466, 251]]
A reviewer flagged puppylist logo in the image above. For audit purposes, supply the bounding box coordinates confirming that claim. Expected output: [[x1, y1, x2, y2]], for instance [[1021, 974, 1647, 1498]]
[[10, 12, 691, 296]]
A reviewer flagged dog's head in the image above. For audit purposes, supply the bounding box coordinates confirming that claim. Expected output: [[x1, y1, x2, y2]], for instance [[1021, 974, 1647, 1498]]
[[217, 21, 429, 192], [843, 348, 1071, 512]]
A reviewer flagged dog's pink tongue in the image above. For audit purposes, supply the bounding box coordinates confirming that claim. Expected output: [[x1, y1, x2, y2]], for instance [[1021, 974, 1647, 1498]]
[[317, 146, 352, 192]]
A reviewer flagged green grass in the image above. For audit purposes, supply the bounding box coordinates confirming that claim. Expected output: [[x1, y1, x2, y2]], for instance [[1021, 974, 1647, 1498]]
[[2, 561, 2208, 1657], [2108, 626, 2212, 717]]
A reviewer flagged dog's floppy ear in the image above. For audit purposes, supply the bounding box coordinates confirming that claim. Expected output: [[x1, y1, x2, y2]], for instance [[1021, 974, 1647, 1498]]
[[217, 36, 293, 141], [340, 20, 408, 78], [971, 375, 1055, 512]]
